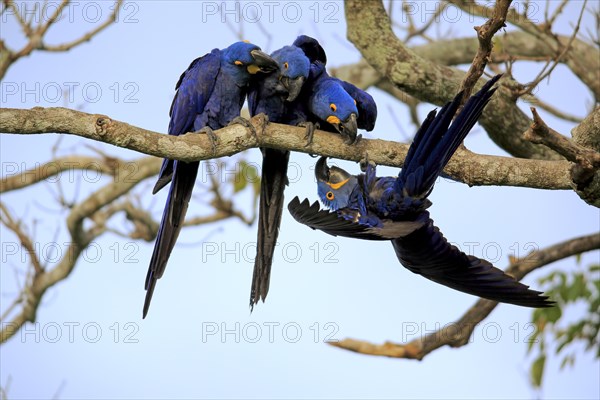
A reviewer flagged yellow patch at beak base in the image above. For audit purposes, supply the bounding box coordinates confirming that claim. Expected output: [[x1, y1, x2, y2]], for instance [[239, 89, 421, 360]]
[[247, 64, 261, 74], [326, 178, 349, 190], [326, 116, 341, 125]]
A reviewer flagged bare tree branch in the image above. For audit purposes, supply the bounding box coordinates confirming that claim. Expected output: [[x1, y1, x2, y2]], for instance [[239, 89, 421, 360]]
[[343, 0, 561, 160], [0, 155, 122, 193], [40, 1, 123, 52], [458, 0, 511, 99], [0, 0, 123, 80], [525, 108, 600, 168], [0, 107, 575, 191], [525, 107, 600, 207], [0, 202, 43, 274], [328, 233, 600, 359], [445, 0, 599, 100], [0, 157, 159, 344]]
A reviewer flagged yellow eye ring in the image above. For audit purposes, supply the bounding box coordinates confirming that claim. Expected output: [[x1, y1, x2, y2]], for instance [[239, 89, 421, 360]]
[[330, 103, 337, 112], [326, 191, 335, 200], [234, 60, 243, 66], [284, 62, 289, 69]]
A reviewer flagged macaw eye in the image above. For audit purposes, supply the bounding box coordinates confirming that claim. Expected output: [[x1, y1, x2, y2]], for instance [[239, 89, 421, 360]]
[[326, 191, 334, 200], [283, 62, 289, 69], [330, 103, 337, 112], [234, 60, 243, 66]]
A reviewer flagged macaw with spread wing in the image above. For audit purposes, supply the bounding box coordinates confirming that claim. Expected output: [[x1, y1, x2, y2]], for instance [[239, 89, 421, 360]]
[[288, 75, 552, 307], [143, 41, 278, 318]]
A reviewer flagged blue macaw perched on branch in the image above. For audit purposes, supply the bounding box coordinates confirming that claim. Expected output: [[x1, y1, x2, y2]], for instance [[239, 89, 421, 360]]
[[288, 75, 552, 307], [247, 36, 378, 309], [293, 35, 377, 144], [247, 42, 312, 310], [143, 41, 278, 318]]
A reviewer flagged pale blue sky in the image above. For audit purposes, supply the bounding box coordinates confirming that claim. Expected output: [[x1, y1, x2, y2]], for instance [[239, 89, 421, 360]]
[[1, 1, 599, 399]]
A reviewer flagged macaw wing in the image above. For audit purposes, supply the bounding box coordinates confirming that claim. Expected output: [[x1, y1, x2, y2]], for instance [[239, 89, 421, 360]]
[[392, 218, 553, 308], [168, 49, 221, 135], [153, 49, 221, 194], [396, 75, 500, 199], [288, 197, 422, 241], [338, 79, 377, 131]]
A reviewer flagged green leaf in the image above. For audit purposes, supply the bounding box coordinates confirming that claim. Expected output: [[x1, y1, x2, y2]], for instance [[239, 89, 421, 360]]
[[545, 305, 563, 324], [232, 161, 248, 193], [530, 354, 546, 388], [560, 354, 575, 370], [232, 161, 259, 194], [566, 274, 588, 302]]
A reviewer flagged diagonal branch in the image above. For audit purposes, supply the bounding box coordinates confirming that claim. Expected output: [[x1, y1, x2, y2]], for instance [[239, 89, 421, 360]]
[[40, 0, 124, 52], [0, 155, 123, 193], [458, 0, 511, 100], [0, 202, 43, 274], [328, 232, 600, 359], [0, 157, 159, 344], [343, 0, 560, 160], [0, 0, 123, 80], [525, 107, 600, 207]]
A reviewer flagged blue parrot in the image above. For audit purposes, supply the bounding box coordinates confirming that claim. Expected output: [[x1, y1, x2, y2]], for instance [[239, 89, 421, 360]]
[[246, 43, 312, 309], [247, 36, 378, 309], [143, 41, 278, 318], [303, 68, 378, 143], [288, 75, 552, 307]]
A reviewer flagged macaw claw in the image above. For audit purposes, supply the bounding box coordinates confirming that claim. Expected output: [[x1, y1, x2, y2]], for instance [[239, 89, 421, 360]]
[[299, 121, 319, 147], [229, 116, 258, 140], [196, 126, 219, 155], [359, 152, 376, 172]]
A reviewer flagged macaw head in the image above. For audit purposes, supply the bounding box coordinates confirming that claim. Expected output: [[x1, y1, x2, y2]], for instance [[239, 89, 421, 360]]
[[222, 41, 278, 86], [315, 157, 358, 211], [271, 46, 310, 101], [310, 80, 359, 144]]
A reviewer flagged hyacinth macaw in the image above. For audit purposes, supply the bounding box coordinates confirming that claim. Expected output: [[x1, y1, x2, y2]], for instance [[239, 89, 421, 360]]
[[288, 75, 552, 307], [292, 35, 377, 144], [247, 36, 377, 309], [143, 41, 278, 318], [247, 43, 312, 309]]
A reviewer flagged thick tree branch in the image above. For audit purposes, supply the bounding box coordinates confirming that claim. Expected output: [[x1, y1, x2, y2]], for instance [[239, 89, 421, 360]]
[[332, 31, 596, 123], [572, 107, 600, 152], [525, 107, 600, 207], [328, 232, 600, 359], [342, 0, 596, 159], [0, 107, 573, 191], [525, 108, 600, 168]]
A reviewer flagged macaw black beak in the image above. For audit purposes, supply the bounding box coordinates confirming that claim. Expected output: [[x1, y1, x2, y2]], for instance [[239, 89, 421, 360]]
[[315, 156, 330, 182], [315, 156, 352, 185], [282, 76, 305, 102], [339, 113, 358, 144], [249, 49, 278, 74]]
